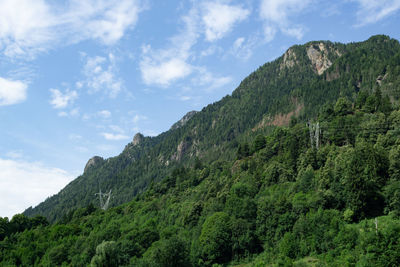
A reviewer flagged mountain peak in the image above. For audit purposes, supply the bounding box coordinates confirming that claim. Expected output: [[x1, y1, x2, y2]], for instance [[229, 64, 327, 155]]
[[84, 156, 104, 173], [133, 133, 144, 146]]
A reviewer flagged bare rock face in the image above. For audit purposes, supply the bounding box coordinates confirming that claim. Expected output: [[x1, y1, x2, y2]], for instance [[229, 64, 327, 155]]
[[133, 133, 144, 146], [306, 43, 333, 75], [170, 111, 197, 130], [171, 140, 190, 162], [84, 156, 104, 173], [280, 48, 298, 70]]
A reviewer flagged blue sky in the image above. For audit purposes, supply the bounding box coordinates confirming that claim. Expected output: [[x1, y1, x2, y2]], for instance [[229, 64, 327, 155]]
[[0, 0, 399, 218]]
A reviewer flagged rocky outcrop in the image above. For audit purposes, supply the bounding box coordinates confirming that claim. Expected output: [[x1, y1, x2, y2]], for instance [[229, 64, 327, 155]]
[[170, 111, 197, 130], [132, 133, 144, 146], [171, 140, 190, 162], [280, 48, 298, 70], [307, 43, 332, 75], [84, 156, 104, 173]]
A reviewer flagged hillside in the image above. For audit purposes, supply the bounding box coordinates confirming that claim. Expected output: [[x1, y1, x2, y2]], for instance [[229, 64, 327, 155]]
[[24, 35, 400, 223], [1, 34, 400, 266], [1, 72, 400, 266]]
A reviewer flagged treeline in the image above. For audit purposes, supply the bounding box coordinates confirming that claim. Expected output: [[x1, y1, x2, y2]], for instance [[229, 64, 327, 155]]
[[1, 91, 400, 266]]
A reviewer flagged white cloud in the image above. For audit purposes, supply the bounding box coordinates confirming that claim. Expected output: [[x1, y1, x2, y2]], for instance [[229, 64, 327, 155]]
[[0, 0, 142, 58], [49, 88, 78, 109], [263, 25, 277, 42], [68, 0, 141, 45], [70, 108, 79, 116], [80, 54, 123, 97], [133, 114, 147, 123], [352, 0, 400, 26], [201, 2, 250, 42], [5, 150, 23, 159], [139, 6, 198, 87], [233, 37, 245, 50], [0, 158, 74, 218], [259, 0, 311, 41], [140, 57, 193, 86], [109, 125, 124, 133], [192, 67, 232, 92], [57, 108, 79, 117], [140, 2, 241, 88], [282, 26, 305, 40], [0, 77, 27, 106], [200, 45, 223, 57], [0, 0, 54, 58], [98, 110, 111, 119], [58, 111, 68, 117], [101, 132, 129, 141], [180, 95, 192, 101], [230, 35, 260, 60]]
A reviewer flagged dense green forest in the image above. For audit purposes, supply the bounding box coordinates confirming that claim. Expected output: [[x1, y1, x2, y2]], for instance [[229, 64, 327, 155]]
[[1, 35, 400, 266], [1, 89, 400, 266], [24, 35, 400, 223]]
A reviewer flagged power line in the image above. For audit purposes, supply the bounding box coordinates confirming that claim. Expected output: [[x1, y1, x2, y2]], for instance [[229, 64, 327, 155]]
[[95, 189, 112, 210]]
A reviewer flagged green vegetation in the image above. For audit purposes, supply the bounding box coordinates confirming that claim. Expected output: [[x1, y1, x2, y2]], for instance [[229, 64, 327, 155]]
[[2, 89, 400, 266], [1, 35, 400, 266], [24, 35, 400, 224]]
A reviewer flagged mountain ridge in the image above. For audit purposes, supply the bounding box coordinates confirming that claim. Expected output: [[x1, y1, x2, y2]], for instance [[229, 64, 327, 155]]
[[24, 34, 400, 222]]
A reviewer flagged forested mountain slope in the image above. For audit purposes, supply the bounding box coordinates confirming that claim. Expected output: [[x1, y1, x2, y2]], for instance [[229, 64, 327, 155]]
[[2, 75, 400, 266], [24, 35, 400, 223], [1, 34, 400, 266]]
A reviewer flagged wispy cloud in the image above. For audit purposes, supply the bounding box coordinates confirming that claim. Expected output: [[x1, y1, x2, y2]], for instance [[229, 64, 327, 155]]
[[352, 0, 400, 26], [5, 150, 24, 159], [0, 0, 143, 58], [98, 110, 112, 119], [259, 0, 312, 41], [192, 67, 232, 92], [49, 88, 78, 109], [230, 35, 260, 60], [0, 158, 74, 218], [139, 6, 198, 87], [140, 1, 246, 88], [201, 1, 250, 42], [65, 0, 141, 45], [140, 56, 193, 86], [0, 77, 27, 106], [100, 132, 129, 141], [58, 108, 79, 118], [80, 53, 123, 98], [133, 114, 147, 123]]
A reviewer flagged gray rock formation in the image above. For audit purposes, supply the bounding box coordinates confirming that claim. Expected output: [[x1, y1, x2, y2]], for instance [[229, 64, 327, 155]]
[[280, 48, 298, 70], [171, 140, 191, 161], [84, 156, 104, 173], [133, 133, 144, 146], [306, 43, 333, 75], [170, 111, 197, 130]]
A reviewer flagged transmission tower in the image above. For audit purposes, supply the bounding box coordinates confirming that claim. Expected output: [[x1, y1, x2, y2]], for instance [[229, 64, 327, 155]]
[[95, 189, 112, 210], [307, 121, 321, 149]]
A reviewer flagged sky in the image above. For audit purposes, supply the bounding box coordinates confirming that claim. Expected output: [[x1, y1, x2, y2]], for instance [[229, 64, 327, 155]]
[[0, 0, 399, 218]]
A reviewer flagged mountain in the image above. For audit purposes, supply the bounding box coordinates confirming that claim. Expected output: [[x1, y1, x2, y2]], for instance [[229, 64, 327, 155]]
[[1, 34, 400, 266], [24, 35, 400, 223]]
